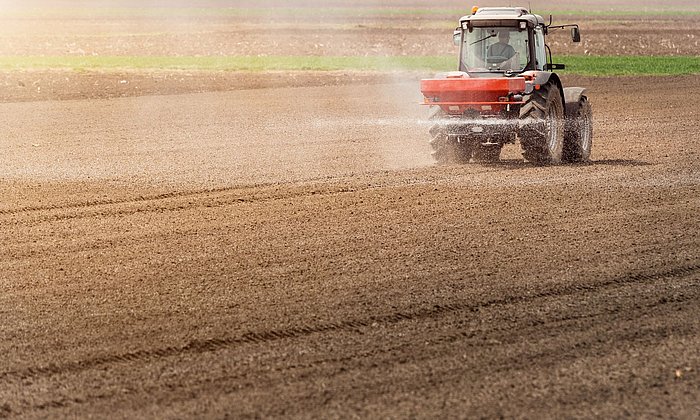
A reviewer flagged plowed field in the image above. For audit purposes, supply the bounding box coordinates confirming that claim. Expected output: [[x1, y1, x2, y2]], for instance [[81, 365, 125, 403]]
[[1, 1, 699, 418]]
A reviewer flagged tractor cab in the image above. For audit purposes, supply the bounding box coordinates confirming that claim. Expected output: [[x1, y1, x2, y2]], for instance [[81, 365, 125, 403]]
[[454, 7, 579, 76]]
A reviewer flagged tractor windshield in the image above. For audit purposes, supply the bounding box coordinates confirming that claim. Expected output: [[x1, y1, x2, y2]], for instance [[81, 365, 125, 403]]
[[461, 26, 529, 73]]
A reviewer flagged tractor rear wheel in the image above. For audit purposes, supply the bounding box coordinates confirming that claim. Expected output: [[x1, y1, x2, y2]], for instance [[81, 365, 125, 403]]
[[518, 82, 565, 165], [429, 107, 472, 164], [563, 96, 593, 163]]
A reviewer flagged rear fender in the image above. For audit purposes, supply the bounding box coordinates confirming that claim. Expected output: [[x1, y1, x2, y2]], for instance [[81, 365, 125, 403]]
[[563, 87, 588, 117], [523, 71, 564, 108]]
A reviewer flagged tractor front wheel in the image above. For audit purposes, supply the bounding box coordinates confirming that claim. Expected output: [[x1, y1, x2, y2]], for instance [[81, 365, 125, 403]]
[[563, 96, 593, 163]]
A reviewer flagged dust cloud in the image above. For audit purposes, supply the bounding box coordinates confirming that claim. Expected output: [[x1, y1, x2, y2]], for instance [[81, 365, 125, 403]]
[[1, 0, 452, 186]]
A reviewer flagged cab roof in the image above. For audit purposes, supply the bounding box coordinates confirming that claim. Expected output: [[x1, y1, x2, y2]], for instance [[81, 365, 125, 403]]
[[460, 7, 544, 28]]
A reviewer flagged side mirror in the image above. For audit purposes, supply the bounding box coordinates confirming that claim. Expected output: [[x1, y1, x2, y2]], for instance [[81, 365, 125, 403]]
[[571, 27, 581, 43], [453, 29, 461, 46]]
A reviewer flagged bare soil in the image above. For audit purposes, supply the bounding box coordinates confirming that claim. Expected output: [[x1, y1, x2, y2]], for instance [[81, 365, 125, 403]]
[[1, 1, 699, 418], [2, 0, 700, 57]]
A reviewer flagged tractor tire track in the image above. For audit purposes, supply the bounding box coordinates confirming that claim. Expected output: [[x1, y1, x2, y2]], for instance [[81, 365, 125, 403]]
[[0, 165, 541, 226], [8, 272, 699, 418], [2, 263, 697, 383]]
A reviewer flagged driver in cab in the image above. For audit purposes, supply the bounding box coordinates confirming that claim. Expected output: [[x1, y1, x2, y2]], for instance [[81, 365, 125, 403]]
[[487, 30, 516, 62]]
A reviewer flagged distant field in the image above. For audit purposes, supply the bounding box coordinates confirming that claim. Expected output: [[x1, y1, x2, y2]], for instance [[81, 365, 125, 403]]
[[1, 7, 699, 18], [1, 55, 698, 76]]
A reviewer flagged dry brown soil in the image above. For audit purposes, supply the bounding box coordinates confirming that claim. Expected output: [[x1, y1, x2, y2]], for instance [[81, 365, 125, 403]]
[[1, 1, 699, 418], [2, 0, 699, 58]]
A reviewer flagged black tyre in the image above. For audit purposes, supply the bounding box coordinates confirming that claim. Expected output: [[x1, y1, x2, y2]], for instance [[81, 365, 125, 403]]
[[563, 96, 593, 163], [472, 144, 503, 163], [429, 107, 472, 164], [518, 82, 565, 165]]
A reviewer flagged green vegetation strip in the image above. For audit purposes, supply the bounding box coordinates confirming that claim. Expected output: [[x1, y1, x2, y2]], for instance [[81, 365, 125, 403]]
[[0, 56, 698, 76], [556, 55, 700, 76]]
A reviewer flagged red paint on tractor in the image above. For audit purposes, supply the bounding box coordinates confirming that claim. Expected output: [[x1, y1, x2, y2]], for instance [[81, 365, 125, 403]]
[[421, 76, 526, 113]]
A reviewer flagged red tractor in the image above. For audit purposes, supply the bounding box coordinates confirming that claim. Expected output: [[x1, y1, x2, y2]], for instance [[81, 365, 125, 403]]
[[421, 6, 593, 164]]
